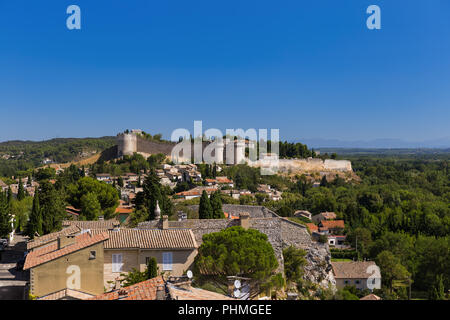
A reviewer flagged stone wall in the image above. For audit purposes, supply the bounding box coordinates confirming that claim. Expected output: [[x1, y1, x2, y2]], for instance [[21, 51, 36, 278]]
[[249, 158, 352, 174]]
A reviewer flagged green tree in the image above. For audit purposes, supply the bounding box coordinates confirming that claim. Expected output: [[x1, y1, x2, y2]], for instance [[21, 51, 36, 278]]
[[134, 169, 173, 221], [193, 226, 278, 297], [199, 191, 213, 219], [80, 192, 102, 220], [0, 192, 12, 238], [117, 176, 124, 188], [39, 181, 67, 234], [376, 250, 410, 293], [428, 274, 445, 300], [210, 191, 224, 219], [7, 187, 12, 204], [283, 246, 307, 284], [27, 190, 43, 239], [67, 176, 119, 219], [146, 257, 158, 279], [17, 178, 25, 201]]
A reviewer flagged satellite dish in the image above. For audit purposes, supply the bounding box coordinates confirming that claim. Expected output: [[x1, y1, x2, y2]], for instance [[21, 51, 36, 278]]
[[187, 270, 193, 279], [234, 280, 241, 289], [233, 289, 241, 298]]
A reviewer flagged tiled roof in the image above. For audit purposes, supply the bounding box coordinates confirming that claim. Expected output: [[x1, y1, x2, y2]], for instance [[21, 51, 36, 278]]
[[38, 288, 95, 300], [176, 187, 217, 197], [320, 212, 337, 220], [27, 225, 81, 250], [65, 206, 80, 216], [360, 294, 381, 300], [89, 228, 198, 249], [168, 284, 235, 300], [90, 276, 165, 300], [115, 207, 133, 214], [62, 219, 119, 230], [331, 261, 378, 279], [24, 232, 109, 270], [306, 223, 318, 233], [320, 220, 345, 229], [216, 177, 232, 184]]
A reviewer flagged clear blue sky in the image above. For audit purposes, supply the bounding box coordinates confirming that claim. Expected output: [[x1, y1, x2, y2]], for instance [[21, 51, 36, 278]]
[[0, 0, 449, 144]]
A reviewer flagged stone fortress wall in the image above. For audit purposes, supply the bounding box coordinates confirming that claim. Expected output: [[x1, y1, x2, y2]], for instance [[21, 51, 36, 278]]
[[117, 130, 352, 175]]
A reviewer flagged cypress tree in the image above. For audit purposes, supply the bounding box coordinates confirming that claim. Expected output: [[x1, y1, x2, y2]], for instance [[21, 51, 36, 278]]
[[210, 191, 224, 219], [0, 192, 11, 238], [6, 187, 12, 204], [199, 190, 213, 219], [146, 257, 158, 279], [27, 190, 43, 239], [428, 274, 445, 300], [212, 163, 217, 178], [17, 178, 25, 201]]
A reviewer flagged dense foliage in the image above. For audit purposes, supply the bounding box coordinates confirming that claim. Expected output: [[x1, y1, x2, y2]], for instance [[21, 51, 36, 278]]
[[193, 226, 278, 296], [0, 137, 115, 177]]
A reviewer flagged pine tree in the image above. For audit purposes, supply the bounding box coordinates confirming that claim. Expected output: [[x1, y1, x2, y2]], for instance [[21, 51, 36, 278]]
[[199, 190, 213, 219], [210, 191, 224, 219], [27, 190, 43, 239], [17, 178, 25, 201]]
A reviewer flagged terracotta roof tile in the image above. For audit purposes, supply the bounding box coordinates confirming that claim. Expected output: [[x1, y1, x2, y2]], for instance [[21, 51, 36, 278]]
[[24, 232, 109, 270], [320, 220, 345, 229], [90, 276, 164, 300], [89, 228, 198, 249], [27, 225, 81, 250], [306, 223, 318, 233]]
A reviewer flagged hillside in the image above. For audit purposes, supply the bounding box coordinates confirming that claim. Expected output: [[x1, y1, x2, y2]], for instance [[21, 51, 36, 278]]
[[0, 136, 116, 176]]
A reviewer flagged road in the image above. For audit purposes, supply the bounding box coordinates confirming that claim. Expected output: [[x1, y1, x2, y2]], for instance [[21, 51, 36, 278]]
[[0, 234, 28, 300]]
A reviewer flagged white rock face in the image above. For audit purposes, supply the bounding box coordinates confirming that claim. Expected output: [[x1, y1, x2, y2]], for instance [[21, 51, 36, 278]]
[[303, 243, 336, 291]]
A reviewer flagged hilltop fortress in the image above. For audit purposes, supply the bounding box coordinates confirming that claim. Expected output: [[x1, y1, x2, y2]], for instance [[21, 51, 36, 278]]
[[116, 129, 352, 173]]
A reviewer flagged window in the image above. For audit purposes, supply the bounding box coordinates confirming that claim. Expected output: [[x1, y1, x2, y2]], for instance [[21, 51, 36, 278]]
[[112, 254, 123, 272], [162, 252, 173, 271], [344, 280, 349, 285], [89, 251, 96, 260], [355, 280, 360, 284]]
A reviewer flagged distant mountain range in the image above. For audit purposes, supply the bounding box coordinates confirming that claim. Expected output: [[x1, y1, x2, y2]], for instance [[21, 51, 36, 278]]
[[296, 138, 450, 149]]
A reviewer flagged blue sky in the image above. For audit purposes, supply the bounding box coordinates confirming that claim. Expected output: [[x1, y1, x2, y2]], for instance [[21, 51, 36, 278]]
[[0, 0, 449, 145]]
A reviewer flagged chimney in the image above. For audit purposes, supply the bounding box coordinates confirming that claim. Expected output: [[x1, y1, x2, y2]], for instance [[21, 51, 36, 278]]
[[239, 212, 250, 230], [57, 235, 75, 250], [162, 215, 169, 230], [156, 285, 166, 300]]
